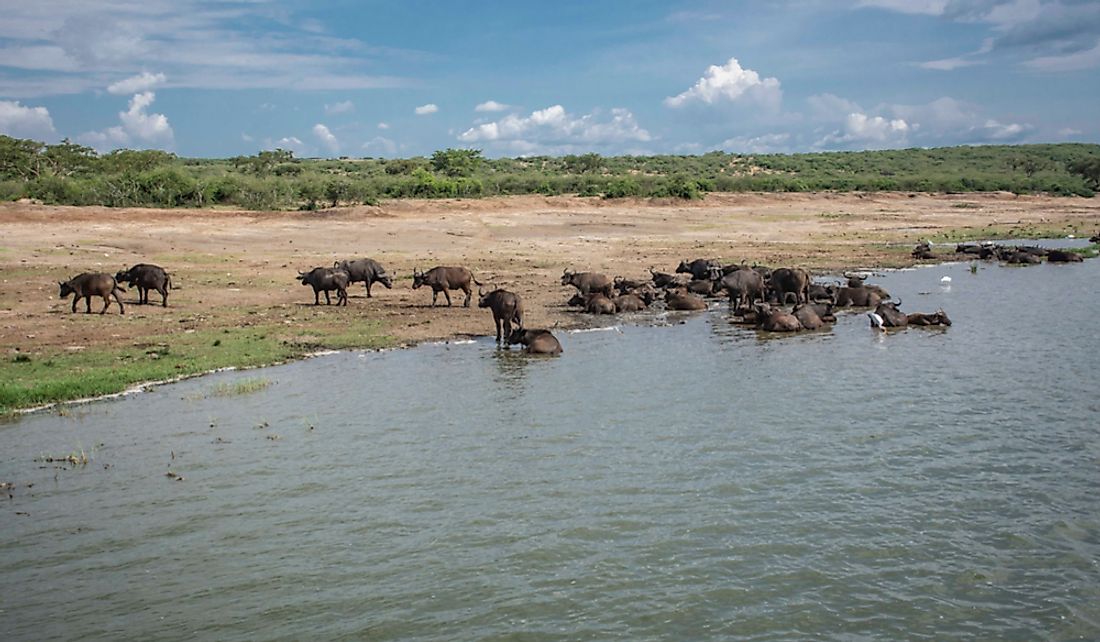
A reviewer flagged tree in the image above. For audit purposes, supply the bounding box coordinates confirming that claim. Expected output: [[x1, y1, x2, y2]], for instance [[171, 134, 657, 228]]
[[430, 148, 483, 177], [563, 152, 603, 173], [0, 135, 45, 180], [1067, 158, 1100, 190], [232, 149, 296, 175], [100, 148, 175, 175]]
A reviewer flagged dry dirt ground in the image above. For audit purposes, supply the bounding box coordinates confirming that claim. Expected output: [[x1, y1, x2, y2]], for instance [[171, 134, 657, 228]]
[[1, 192, 1098, 356]]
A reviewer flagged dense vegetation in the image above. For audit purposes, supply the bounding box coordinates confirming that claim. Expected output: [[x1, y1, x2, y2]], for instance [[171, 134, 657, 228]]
[[1, 135, 1098, 210]]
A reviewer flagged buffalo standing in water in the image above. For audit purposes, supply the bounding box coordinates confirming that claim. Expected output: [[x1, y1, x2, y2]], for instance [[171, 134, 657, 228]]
[[115, 264, 172, 307], [59, 273, 126, 314], [478, 288, 524, 342], [412, 266, 481, 307], [506, 328, 562, 355]]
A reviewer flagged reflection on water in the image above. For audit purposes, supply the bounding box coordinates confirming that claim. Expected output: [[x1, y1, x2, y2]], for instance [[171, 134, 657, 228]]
[[2, 256, 1099, 641]]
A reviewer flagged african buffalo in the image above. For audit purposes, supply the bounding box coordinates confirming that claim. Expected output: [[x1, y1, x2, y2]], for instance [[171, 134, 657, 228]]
[[768, 267, 811, 305], [912, 241, 935, 260], [59, 272, 125, 314], [562, 269, 613, 297], [413, 266, 481, 307], [584, 292, 616, 315], [665, 288, 707, 311], [844, 274, 890, 300], [649, 267, 683, 289], [686, 278, 718, 296], [714, 267, 766, 310], [874, 300, 908, 328], [792, 302, 835, 330], [834, 285, 883, 308], [478, 288, 524, 342], [298, 267, 349, 305], [334, 258, 393, 297], [613, 276, 648, 295], [676, 258, 722, 281], [613, 293, 647, 312], [808, 282, 838, 303], [115, 264, 171, 307], [506, 328, 562, 355], [754, 303, 802, 332], [1047, 249, 1084, 263], [906, 309, 952, 326]]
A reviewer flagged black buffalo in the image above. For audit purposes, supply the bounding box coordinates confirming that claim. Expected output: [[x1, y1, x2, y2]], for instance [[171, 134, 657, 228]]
[[334, 258, 393, 297], [506, 328, 563, 355], [562, 269, 613, 297], [478, 288, 524, 342], [676, 258, 722, 281], [59, 272, 125, 314], [412, 266, 481, 307], [298, 267, 349, 305], [714, 267, 766, 310], [768, 267, 811, 305], [115, 264, 171, 307]]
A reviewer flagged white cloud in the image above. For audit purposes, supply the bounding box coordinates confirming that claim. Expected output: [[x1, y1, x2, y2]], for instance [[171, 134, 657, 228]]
[[458, 105, 651, 154], [324, 100, 354, 115], [107, 71, 166, 95], [313, 123, 339, 155], [265, 136, 306, 156], [856, 0, 947, 15], [664, 57, 782, 109], [362, 136, 398, 156], [807, 93, 863, 121], [720, 133, 793, 154], [414, 103, 438, 115], [475, 100, 510, 112], [78, 90, 174, 150], [919, 56, 984, 70], [817, 112, 911, 149], [377, 122, 390, 130], [0, 100, 57, 140]]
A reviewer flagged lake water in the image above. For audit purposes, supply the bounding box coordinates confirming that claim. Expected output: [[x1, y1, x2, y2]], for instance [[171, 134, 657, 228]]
[[2, 254, 1099, 641]]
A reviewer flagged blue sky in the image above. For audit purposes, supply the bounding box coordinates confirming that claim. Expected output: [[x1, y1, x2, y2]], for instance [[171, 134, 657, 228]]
[[1, 0, 1097, 158]]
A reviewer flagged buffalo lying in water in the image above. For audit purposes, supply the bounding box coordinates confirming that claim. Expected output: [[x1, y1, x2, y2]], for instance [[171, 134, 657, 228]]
[[478, 288, 524, 342], [754, 303, 802, 332], [1046, 249, 1084, 263], [664, 288, 707, 311], [115, 264, 171, 307], [506, 328, 562, 355], [59, 272, 126, 314], [906, 310, 952, 326], [413, 266, 481, 307], [583, 292, 617, 315]]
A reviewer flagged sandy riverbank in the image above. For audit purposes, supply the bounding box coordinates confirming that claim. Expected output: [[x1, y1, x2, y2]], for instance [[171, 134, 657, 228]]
[[1, 192, 1097, 357]]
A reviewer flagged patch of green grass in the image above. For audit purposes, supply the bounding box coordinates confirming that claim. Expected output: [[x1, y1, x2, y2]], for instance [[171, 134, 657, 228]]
[[0, 319, 392, 415]]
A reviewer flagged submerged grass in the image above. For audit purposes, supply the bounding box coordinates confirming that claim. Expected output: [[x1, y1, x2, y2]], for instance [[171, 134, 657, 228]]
[[210, 377, 273, 397], [0, 319, 391, 415]]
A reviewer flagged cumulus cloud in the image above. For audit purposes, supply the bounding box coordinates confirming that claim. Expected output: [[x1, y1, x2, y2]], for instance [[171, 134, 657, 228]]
[[107, 71, 166, 95], [457, 105, 651, 155], [0, 100, 57, 140], [414, 103, 438, 115], [475, 100, 510, 112], [324, 100, 354, 115], [313, 123, 339, 155], [78, 90, 174, 150], [664, 57, 781, 109], [816, 112, 912, 149], [377, 122, 390, 130]]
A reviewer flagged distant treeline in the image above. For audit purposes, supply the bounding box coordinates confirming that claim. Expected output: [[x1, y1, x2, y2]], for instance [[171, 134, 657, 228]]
[[2, 135, 1098, 210]]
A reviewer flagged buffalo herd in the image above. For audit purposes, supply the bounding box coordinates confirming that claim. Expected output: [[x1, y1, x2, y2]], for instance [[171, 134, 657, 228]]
[[56, 233, 1098, 353]]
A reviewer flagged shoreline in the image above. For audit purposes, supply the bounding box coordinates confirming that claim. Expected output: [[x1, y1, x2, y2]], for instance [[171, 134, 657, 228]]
[[2, 192, 1098, 414]]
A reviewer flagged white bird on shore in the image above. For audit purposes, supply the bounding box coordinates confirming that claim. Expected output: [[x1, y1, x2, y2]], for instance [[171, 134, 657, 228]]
[[941, 276, 952, 284]]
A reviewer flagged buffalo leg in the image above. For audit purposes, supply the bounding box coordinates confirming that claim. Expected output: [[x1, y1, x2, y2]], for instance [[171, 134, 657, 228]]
[[494, 316, 502, 342], [100, 294, 111, 314], [84, 296, 93, 313], [462, 287, 471, 308], [113, 292, 125, 315], [442, 290, 452, 307], [159, 286, 168, 307], [338, 288, 347, 306], [314, 289, 321, 305], [431, 290, 439, 307], [324, 290, 332, 305], [501, 317, 511, 343], [365, 281, 372, 298]]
